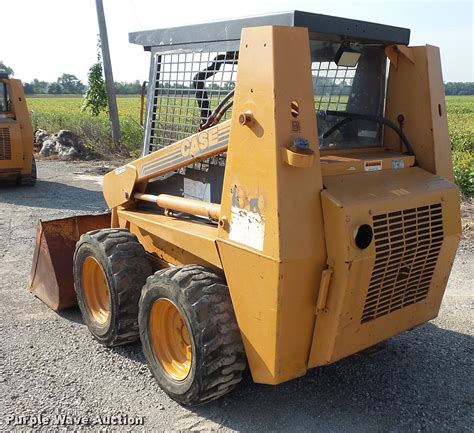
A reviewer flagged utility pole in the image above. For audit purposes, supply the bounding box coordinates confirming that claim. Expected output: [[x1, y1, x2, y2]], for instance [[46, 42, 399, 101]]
[[95, 0, 121, 148]]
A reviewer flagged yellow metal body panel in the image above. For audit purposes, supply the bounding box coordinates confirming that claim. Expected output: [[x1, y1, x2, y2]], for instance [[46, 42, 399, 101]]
[[0, 79, 33, 176], [384, 45, 453, 181], [320, 150, 414, 176], [215, 26, 327, 384], [117, 208, 222, 268], [308, 167, 461, 366], [103, 165, 137, 209], [385, 44, 415, 68]]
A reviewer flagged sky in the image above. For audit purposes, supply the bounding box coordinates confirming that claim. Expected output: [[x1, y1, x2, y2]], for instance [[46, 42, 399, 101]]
[[2, 0, 473, 83]]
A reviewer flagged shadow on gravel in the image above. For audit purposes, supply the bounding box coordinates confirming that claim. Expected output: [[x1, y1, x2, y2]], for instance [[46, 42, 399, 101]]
[[57, 307, 84, 324], [52, 301, 472, 430], [57, 307, 148, 363], [112, 342, 147, 364], [0, 180, 106, 212], [57, 307, 148, 365], [187, 323, 473, 432]]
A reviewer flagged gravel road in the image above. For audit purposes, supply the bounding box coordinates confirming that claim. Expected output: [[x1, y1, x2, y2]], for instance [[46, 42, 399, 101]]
[[0, 160, 472, 432]]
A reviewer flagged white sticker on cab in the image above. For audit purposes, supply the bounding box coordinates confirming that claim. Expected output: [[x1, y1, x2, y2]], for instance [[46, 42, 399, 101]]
[[229, 207, 265, 251], [391, 159, 405, 169], [364, 160, 382, 172]]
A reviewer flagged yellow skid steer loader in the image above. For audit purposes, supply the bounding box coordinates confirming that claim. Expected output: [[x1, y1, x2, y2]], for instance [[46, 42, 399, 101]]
[[29, 11, 460, 405], [0, 71, 36, 185]]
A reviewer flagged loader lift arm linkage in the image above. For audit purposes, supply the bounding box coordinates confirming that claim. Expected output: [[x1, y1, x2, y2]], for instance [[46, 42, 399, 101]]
[[102, 120, 232, 212]]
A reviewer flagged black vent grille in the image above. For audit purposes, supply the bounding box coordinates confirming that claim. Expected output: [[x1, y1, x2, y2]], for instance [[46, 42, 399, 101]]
[[361, 203, 444, 323], [0, 127, 11, 160]]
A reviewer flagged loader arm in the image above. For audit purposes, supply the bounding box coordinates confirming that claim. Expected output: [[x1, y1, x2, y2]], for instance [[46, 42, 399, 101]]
[[103, 119, 231, 209], [29, 120, 232, 311]]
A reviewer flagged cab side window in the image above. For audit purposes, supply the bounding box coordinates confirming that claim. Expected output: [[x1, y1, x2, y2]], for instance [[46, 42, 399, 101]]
[[0, 82, 10, 112]]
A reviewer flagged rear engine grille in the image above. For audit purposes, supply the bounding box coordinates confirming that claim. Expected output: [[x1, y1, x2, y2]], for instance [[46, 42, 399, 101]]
[[0, 127, 12, 160], [361, 203, 444, 323]]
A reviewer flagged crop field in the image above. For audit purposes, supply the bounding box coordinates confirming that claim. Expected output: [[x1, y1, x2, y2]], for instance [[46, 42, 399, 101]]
[[27, 95, 473, 196], [445, 96, 474, 197], [28, 96, 145, 158]]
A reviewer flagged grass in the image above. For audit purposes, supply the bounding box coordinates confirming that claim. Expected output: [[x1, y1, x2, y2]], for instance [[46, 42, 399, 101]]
[[27, 95, 473, 197], [446, 96, 474, 197], [28, 96, 144, 157]]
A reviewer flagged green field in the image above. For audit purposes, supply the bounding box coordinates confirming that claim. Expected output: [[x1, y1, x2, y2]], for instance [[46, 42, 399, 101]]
[[27, 95, 473, 196], [28, 96, 144, 158], [445, 96, 474, 196]]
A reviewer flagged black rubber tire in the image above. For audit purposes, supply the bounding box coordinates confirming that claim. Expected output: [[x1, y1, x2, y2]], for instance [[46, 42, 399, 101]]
[[139, 265, 247, 406], [74, 228, 152, 346], [19, 156, 37, 186]]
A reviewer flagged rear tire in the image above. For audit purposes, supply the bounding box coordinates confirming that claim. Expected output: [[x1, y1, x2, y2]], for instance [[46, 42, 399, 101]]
[[139, 265, 247, 406], [19, 156, 37, 186], [73, 228, 152, 346]]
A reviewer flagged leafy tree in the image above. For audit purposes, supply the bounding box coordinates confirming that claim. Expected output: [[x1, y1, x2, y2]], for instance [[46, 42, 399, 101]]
[[58, 73, 86, 94], [0, 61, 14, 76], [223, 81, 235, 91], [23, 82, 34, 94], [48, 82, 63, 94], [82, 40, 108, 116], [28, 79, 49, 94]]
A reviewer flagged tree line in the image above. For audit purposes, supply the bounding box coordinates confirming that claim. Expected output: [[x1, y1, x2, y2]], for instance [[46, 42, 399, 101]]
[[22, 76, 474, 96], [2, 61, 473, 96], [444, 82, 474, 96], [22, 75, 143, 95]]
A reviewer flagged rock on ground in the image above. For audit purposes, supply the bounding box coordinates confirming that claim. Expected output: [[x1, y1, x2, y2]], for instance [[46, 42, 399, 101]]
[[37, 130, 87, 160]]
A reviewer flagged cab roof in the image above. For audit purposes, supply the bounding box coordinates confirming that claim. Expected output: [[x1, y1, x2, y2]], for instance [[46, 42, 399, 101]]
[[129, 10, 410, 51]]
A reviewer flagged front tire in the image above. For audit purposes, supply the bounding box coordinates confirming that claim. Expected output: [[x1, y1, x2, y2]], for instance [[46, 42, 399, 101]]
[[73, 228, 152, 346], [19, 156, 37, 186], [139, 265, 247, 406]]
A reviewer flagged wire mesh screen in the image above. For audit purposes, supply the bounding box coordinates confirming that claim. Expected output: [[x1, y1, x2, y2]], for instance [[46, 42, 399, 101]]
[[311, 62, 356, 111], [147, 51, 238, 170], [146, 51, 366, 161]]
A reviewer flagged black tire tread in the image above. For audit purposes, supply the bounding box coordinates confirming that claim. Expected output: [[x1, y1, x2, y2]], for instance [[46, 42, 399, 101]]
[[140, 264, 246, 405], [19, 156, 37, 186], [75, 228, 151, 346]]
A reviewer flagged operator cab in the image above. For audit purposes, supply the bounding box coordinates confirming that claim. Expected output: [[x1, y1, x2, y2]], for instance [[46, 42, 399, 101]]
[[312, 42, 385, 150], [0, 72, 15, 123], [0, 72, 11, 115], [130, 11, 414, 206], [308, 40, 415, 175]]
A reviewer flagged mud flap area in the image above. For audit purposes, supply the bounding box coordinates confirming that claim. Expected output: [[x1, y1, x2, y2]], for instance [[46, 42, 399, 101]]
[[29, 213, 111, 311]]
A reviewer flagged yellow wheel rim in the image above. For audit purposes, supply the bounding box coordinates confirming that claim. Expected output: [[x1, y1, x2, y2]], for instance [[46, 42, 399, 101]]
[[82, 256, 111, 325], [149, 298, 192, 380]]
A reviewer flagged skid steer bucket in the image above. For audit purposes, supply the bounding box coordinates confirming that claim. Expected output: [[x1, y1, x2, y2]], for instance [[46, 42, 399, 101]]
[[29, 213, 111, 311]]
